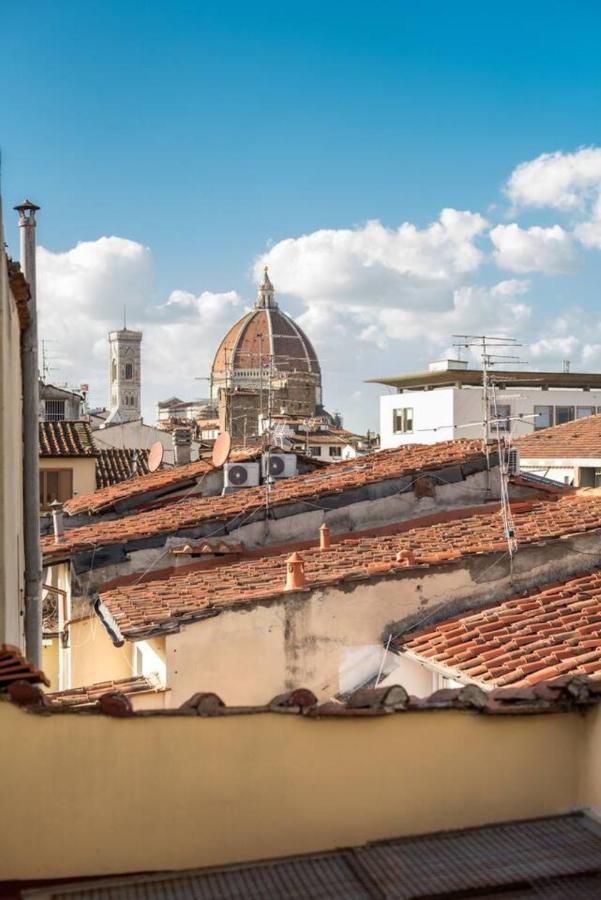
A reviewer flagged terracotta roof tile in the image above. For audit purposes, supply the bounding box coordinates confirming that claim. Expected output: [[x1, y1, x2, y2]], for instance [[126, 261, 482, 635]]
[[39, 420, 95, 458], [395, 567, 601, 687], [516, 413, 601, 459], [0, 644, 49, 688], [46, 675, 160, 709], [65, 456, 212, 516], [98, 494, 601, 639], [95, 448, 150, 489], [45, 439, 487, 558]]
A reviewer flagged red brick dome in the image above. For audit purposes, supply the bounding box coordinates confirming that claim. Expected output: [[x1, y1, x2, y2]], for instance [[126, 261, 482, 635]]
[[211, 269, 321, 381]]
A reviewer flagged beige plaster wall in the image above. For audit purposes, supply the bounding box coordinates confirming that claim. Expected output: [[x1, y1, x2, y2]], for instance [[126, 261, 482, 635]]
[[166, 604, 287, 706], [69, 617, 134, 688], [579, 704, 601, 810], [0, 699, 587, 881], [0, 219, 25, 649], [40, 457, 97, 500]]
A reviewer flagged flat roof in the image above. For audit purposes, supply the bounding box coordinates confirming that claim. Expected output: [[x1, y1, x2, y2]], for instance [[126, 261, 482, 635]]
[[366, 368, 601, 391]]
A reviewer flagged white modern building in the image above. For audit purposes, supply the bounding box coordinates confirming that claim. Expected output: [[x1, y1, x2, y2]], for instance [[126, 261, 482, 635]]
[[370, 359, 601, 450]]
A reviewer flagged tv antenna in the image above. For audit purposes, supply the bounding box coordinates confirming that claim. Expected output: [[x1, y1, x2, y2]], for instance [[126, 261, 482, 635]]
[[452, 334, 527, 563]]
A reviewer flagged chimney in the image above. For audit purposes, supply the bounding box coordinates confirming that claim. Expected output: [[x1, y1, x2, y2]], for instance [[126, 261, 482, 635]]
[[396, 548, 415, 566], [50, 500, 64, 544], [173, 427, 191, 466], [285, 552, 306, 591], [319, 523, 331, 551], [15, 199, 42, 667], [15, 199, 39, 298]]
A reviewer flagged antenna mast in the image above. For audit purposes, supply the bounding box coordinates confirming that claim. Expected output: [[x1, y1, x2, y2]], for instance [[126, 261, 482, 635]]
[[452, 334, 525, 562]]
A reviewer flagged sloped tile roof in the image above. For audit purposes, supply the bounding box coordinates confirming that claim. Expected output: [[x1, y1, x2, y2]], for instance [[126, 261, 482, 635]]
[[46, 675, 160, 709], [65, 457, 213, 516], [95, 448, 150, 489], [44, 439, 487, 559], [0, 644, 49, 689], [39, 420, 96, 458], [98, 493, 601, 639], [395, 567, 601, 687], [19, 813, 601, 899], [517, 413, 601, 459]]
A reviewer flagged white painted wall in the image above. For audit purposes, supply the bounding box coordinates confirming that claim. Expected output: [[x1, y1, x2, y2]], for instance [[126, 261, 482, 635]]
[[380, 389, 455, 448], [381, 385, 601, 449]]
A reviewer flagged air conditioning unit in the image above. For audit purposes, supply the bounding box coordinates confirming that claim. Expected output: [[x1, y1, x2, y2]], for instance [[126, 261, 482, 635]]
[[503, 447, 520, 476], [261, 453, 297, 480], [223, 461, 261, 494]]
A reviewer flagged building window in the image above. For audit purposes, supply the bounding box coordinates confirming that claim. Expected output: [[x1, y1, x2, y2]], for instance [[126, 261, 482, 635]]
[[556, 406, 575, 425], [490, 404, 511, 432], [329, 446, 342, 457], [534, 405, 553, 430], [125, 363, 133, 381], [45, 400, 65, 422], [111, 360, 117, 382], [39, 469, 73, 508], [393, 408, 414, 434], [308, 446, 321, 456], [576, 406, 596, 419]]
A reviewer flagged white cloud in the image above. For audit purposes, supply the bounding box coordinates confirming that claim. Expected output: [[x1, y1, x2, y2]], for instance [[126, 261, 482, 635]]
[[529, 336, 581, 359], [37, 237, 242, 416], [574, 195, 601, 249], [489, 223, 576, 274], [506, 148, 601, 211], [371, 280, 531, 344], [254, 209, 488, 309]]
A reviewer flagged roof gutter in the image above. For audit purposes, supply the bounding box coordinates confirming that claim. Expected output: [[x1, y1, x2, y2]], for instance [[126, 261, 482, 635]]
[[92, 594, 125, 647]]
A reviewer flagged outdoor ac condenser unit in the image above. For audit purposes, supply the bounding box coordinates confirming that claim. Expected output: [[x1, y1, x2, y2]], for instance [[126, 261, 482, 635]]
[[261, 453, 298, 480], [223, 461, 261, 494]]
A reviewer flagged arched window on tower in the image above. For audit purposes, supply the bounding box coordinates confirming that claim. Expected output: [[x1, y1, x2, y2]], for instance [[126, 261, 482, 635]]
[[125, 363, 133, 381], [111, 360, 117, 382]]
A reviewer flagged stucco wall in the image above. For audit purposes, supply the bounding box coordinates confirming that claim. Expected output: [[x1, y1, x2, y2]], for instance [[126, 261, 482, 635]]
[[578, 704, 601, 811], [40, 457, 97, 500], [0, 215, 25, 648], [0, 699, 588, 881], [69, 618, 134, 688], [380, 388, 455, 448]]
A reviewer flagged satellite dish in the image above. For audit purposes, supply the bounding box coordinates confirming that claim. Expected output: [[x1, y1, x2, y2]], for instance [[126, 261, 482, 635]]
[[212, 431, 232, 468], [148, 442, 164, 473]]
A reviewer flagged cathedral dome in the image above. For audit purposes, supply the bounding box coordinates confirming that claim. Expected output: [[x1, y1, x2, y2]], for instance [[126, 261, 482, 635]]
[[211, 268, 321, 388]]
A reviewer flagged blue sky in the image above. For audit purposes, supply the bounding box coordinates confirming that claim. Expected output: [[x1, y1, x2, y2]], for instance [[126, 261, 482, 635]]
[[2, 2, 601, 429]]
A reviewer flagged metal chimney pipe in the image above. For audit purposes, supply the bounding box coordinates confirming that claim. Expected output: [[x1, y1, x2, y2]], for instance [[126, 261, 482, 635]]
[[15, 199, 42, 667], [50, 500, 64, 544]]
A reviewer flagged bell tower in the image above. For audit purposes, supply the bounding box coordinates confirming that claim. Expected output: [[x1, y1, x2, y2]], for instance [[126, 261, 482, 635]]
[[106, 325, 142, 424]]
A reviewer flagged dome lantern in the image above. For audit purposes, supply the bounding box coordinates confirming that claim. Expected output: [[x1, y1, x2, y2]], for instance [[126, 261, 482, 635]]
[[256, 266, 276, 309]]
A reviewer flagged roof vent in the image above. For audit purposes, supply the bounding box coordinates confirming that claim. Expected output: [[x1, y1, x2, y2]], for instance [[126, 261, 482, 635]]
[[319, 523, 331, 551], [285, 552, 306, 591], [428, 359, 469, 372]]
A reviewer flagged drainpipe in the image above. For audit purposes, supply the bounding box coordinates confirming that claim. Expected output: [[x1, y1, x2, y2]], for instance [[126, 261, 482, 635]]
[[15, 199, 42, 667]]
